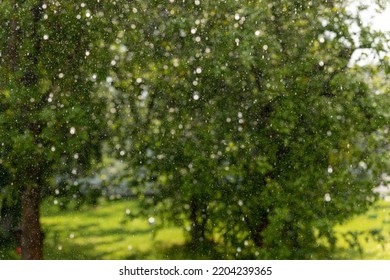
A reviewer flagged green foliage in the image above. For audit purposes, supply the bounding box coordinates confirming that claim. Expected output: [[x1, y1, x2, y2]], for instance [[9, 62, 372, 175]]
[[109, 0, 390, 258], [0, 0, 389, 259], [0, 0, 118, 200]]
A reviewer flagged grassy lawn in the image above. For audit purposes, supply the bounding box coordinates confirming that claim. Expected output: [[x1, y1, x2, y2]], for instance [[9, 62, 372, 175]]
[[40, 199, 187, 260], [332, 200, 390, 259], [2, 199, 390, 260]]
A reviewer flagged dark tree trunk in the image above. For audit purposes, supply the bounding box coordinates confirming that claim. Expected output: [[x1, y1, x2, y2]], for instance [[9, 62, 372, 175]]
[[189, 197, 207, 246], [21, 186, 43, 260]]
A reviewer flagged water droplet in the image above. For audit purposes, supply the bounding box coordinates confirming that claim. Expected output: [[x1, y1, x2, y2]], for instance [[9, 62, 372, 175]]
[[255, 30, 261, 36], [43, 34, 49, 40], [70, 127, 76, 134], [148, 217, 155, 225], [359, 161, 367, 169], [51, 146, 56, 152], [327, 166, 333, 174], [263, 45, 268, 51], [193, 93, 200, 100], [69, 233, 75, 239], [324, 193, 331, 202], [58, 73, 64, 79]]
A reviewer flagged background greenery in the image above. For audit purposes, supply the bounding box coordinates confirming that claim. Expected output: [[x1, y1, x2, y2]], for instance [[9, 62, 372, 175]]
[[1, 0, 390, 259]]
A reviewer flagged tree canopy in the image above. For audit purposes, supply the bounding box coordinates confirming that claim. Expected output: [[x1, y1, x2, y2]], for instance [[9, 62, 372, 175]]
[[1, 0, 390, 259]]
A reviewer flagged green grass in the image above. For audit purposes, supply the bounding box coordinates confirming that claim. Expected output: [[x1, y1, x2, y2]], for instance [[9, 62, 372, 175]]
[[332, 200, 390, 259], [40, 199, 187, 259], [2, 199, 390, 259]]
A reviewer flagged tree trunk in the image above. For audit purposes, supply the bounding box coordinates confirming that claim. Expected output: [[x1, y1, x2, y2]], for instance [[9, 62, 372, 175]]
[[189, 197, 207, 246], [21, 186, 43, 260]]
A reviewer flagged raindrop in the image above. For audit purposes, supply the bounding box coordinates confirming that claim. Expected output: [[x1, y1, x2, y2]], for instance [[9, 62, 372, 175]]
[[319, 60, 324, 67], [255, 30, 261, 36], [69, 233, 75, 239], [263, 45, 268, 51], [327, 166, 333, 174], [51, 146, 56, 152], [70, 127, 76, 134], [43, 34, 49, 40], [359, 161, 367, 170], [120, 150, 126, 156], [193, 93, 200, 100], [324, 193, 331, 202], [58, 245, 62, 251], [148, 217, 155, 225], [58, 73, 64, 79]]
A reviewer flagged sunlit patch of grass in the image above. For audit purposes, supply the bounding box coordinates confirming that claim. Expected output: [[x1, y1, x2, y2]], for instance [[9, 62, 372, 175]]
[[41, 199, 185, 260], [333, 200, 390, 259]]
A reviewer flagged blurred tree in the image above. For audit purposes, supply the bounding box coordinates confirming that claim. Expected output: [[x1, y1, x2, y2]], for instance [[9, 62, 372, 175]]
[[110, 0, 390, 258], [0, 1, 117, 259]]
